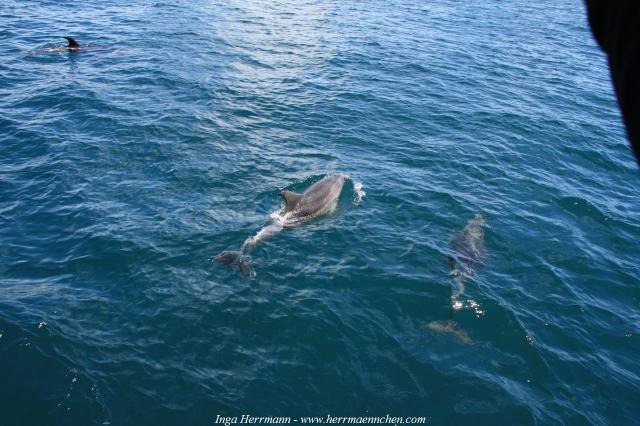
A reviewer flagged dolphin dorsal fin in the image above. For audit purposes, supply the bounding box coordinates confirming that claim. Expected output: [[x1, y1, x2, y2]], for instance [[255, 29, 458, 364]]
[[280, 190, 302, 212], [64, 36, 80, 48]]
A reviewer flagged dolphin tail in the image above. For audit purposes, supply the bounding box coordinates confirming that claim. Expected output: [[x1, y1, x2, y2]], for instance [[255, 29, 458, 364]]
[[213, 250, 254, 277], [214, 250, 243, 265], [238, 256, 254, 277]]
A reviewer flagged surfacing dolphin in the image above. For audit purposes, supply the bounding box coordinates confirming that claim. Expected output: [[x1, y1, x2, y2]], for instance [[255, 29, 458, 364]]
[[214, 174, 346, 275], [39, 36, 106, 53], [278, 174, 346, 226], [426, 213, 487, 344]]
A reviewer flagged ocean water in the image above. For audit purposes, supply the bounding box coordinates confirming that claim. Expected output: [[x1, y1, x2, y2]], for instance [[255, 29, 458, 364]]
[[1, 0, 639, 425]]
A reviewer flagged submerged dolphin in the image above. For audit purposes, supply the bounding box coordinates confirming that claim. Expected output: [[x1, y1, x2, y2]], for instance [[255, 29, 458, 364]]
[[448, 213, 486, 299], [425, 320, 472, 344], [426, 213, 487, 344], [214, 174, 346, 275]]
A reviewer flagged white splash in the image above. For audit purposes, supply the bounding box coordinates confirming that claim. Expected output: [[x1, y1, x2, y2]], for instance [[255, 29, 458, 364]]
[[353, 180, 366, 204], [468, 299, 485, 317], [450, 298, 485, 317]]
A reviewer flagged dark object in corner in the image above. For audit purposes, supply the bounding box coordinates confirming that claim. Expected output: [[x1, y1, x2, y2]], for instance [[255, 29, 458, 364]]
[[64, 36, 80, 49], [585, 1, 640, 164]]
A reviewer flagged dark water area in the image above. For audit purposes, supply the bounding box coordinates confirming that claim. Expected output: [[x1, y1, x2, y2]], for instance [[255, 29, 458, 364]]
[[1, 1, 639, 425]]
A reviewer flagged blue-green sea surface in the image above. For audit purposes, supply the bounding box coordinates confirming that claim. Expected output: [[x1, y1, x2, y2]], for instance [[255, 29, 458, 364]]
[[1, 1, 639, 425]]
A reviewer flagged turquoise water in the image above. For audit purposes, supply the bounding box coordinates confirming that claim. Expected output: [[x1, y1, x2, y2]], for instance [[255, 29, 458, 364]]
[[1, 0, 639, 425]]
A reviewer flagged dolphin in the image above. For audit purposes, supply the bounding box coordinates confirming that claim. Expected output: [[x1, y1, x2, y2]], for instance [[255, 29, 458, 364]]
[[426, 213, 487, 344], [448, 213, 486, 299], [215, 174, 346, 275]]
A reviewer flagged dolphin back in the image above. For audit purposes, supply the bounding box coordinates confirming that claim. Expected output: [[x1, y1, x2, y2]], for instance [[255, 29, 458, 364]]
[[279, 174, 345, 224], [450, 214, 486, 273]]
